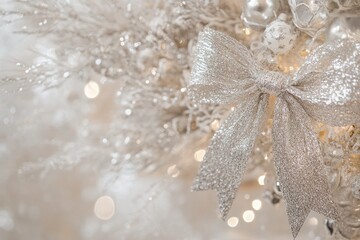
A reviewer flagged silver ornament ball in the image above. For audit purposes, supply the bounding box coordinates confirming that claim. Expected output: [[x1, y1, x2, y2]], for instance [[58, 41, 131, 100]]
[[242, 0, 281, 30], [326, 16, 360, 41]]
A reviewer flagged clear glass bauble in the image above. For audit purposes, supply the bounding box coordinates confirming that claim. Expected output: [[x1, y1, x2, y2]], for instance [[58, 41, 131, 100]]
[[289, 0, 330, 36]]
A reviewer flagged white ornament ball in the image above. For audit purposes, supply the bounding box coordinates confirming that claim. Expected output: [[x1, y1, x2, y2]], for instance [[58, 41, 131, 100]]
[[263, 14, 297, 54]]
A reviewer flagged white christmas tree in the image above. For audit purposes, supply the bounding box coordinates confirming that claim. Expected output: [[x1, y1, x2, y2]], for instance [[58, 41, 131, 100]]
[[0, 0, 359, 239]]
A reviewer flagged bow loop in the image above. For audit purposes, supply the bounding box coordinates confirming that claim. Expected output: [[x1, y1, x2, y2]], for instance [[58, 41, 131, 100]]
[[189, 28, 260, 105], [289, 39, 360, 126]]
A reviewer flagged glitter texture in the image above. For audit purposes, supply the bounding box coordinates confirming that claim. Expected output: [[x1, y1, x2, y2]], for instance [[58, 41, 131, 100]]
[[189, 28, 360, 238]]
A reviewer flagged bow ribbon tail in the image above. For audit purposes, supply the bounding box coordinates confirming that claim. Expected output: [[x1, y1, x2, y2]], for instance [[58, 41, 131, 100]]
[[192, 93, 268, 218], [273, 94, 339, 238]]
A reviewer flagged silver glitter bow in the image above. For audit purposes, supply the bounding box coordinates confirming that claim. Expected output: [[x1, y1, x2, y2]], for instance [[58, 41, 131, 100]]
[[189, 28, 360, 238]]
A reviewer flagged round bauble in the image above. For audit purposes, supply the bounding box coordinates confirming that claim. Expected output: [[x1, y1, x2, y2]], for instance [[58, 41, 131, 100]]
[[263, 14, 297, 54], [289, 0, 330, 36], [241, 0, 281, 30], [326, 16, 360, 41]]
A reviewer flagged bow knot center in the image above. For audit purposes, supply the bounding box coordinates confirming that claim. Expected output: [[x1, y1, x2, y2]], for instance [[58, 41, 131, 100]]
[[257, 71, 291, 96]]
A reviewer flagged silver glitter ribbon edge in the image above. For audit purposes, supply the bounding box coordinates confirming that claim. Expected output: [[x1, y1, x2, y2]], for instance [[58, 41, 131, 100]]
[[189, 28, 360, 238]]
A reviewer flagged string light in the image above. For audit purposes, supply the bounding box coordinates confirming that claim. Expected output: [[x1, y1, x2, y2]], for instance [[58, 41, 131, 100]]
[[258, 175, 265, 186], [300, 49, 310, 58], [243, 210, 255, 223], [227, 217, 239, 227], [210, 120, 220, 131], [95, 58, 102, 65], [167, 165, 180, 178], [252, 199, 262, 211], [84, 81, 100, 99], [243, 28, 251, 35], [124, 109, 132, 116], [94, 196, 115, 220], [194, 149, 206, 162]]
